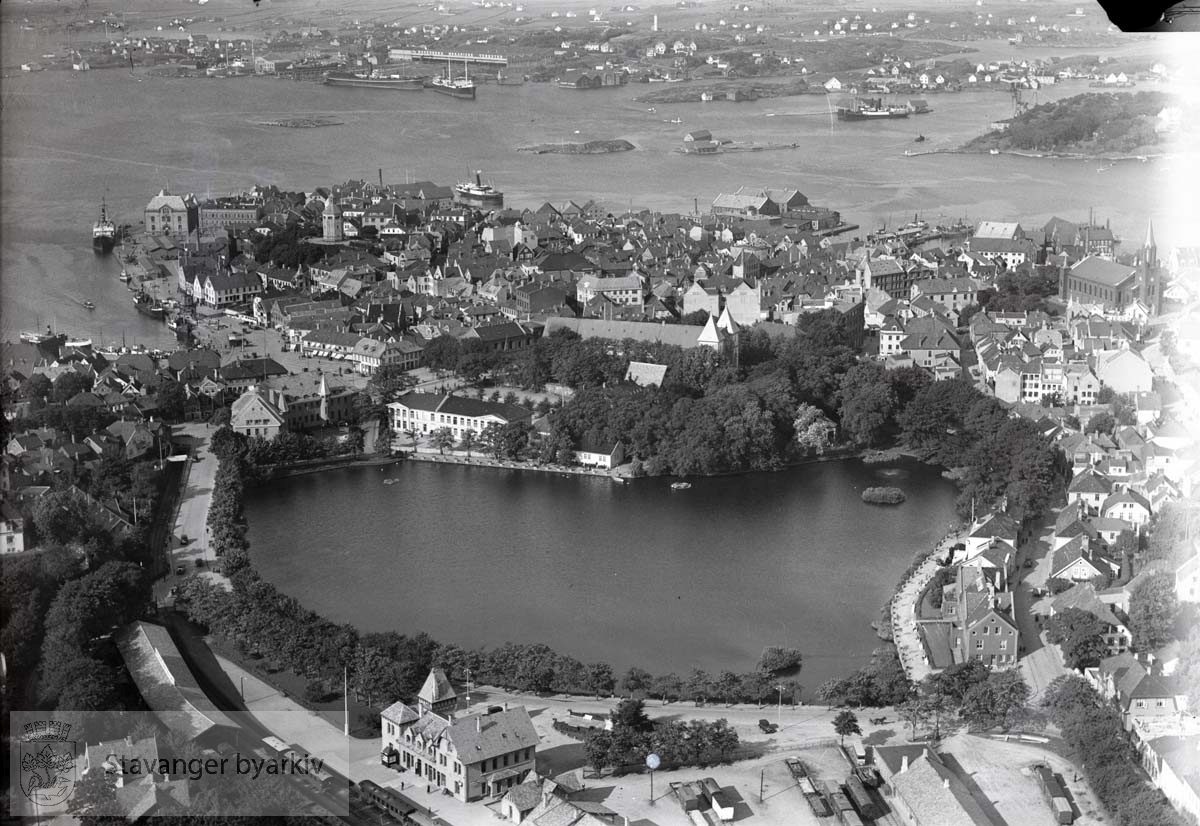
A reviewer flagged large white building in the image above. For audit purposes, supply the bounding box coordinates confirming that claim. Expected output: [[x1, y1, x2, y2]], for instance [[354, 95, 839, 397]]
[[389, 392, 533, 441]]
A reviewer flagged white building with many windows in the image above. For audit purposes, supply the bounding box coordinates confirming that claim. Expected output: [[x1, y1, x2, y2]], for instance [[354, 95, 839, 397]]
[[388, 392, 532, 441]]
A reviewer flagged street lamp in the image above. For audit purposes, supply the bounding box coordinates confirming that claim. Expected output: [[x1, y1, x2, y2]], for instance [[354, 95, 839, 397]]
[[777, 684, 784, 727], [646, 753, 660, 805]]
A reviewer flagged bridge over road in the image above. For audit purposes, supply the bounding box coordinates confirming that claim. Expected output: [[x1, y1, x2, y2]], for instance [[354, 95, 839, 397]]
[[387, 48, 507, 67]]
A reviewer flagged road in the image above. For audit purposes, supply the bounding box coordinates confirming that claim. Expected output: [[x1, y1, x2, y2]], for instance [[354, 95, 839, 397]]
[[891, 528, 964, 683], [156, 422, 225, 607]]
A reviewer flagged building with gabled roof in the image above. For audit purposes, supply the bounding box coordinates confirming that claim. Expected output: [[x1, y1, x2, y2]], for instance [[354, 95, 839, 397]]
[[880, 746, 994, 826], [380, 670, 539, 802]]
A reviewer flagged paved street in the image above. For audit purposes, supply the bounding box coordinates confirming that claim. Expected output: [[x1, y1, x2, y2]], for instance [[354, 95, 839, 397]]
[[156, 423, 225, 606]]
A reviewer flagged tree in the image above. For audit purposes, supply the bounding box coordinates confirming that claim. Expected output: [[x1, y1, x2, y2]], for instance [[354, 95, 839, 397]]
[[1041, 674, 1101, 727], [839, 366, 897, 447], [685, 669, 711, 703], [758, 646, 803, 675], [155, 378, 187, 420], [612, 698, 652, 732], [652, 672, 683, 702], [67, 761, 119, 815], [22, 373, 52, 400], [366, 364, 418, 404], [458, 430, 478, 458], [430, 427, 456, 455], [1047, 607, 1109, 670], [1085, 411, 1116, 435], [960, 671, 1031, 732], [793, 403, 836, 455], [621, 667, 653, 697], [897, 697, 931, 740], [51, 371, 92, 404], [714, 670, 742, 706], [930, 659, 990, 703], [586, 662, 615, 696], [584, 730, 613, 771], [832, 710, 861, 746], [1128, 572, 1178, 652], [424, 335, 462, 372]]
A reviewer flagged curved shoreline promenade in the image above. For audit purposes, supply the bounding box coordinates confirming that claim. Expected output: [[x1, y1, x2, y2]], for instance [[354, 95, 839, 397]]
[[890, 526, 965, 683]]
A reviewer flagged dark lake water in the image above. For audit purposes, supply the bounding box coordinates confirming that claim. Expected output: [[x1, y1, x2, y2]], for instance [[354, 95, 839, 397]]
[[245, 458, 959, 688]]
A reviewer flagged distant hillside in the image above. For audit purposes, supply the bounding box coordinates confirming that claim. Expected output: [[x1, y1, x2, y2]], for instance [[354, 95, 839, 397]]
[[964, 91, 1168, 156]]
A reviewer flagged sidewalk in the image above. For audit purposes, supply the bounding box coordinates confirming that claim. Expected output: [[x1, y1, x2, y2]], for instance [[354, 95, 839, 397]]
[[891, 529, 963, 684], [156, 424, 224, 606]]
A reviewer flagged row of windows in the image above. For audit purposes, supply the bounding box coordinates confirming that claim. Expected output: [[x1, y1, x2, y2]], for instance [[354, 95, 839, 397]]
[[974, 639, 1009, 650]]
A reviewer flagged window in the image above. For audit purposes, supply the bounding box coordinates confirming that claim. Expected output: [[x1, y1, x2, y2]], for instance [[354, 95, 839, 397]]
[[975, 640, 984, 650], [999, 640, 1007, 650]]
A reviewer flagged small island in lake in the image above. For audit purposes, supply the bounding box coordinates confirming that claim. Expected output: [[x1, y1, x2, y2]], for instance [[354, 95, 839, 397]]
[[861, 486, 907, 505], [254, 117, 344, 129], [518, 139, 635, 155], [962, 91, 1167, 158]]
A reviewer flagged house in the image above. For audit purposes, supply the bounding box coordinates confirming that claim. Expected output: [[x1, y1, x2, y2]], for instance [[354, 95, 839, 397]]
[[1140, 735, 1200, 823], [230, 385, 287, 440], [943, 572, 1019, 668], [1068, 469, 1112, 513], [379, 679, 539, 801], [1050, 582, 1131, 655], [910, 277, 978, 313], [1094, 348, 1153, 394], [0, 500, 27, 554], [876, 747, 994, 826], [1051, 541, 1119, 584], [1093, 653, 1186, 731], [1176, 551, 1200, 604], [389, 392, 532, 441], [1100, 489, 1152, 528], [573, 437, 625, 469]]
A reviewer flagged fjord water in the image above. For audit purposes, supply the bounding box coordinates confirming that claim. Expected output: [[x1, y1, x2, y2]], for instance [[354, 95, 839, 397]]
[[0, 59, 1175, 343], [245, 459, 958, 687]]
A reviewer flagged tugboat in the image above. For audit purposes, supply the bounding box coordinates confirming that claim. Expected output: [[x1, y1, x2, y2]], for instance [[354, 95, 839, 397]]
[[93, 197, 116, 253], [428, 58, 476, 100], [134, 290, 166, 320], [453, 171, 504, 209]]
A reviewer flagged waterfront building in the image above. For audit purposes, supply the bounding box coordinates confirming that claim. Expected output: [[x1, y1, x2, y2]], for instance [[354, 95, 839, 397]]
[[144, 190, 198, 239], [230, 385, 286, 440], [389, 392, 532, 441], [201, 271, 263, 308], [380, 671, 538, 802]]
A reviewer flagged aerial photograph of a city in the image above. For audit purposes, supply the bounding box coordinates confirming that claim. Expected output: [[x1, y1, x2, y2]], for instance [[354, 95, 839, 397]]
[[0, 0, 1198, 824]]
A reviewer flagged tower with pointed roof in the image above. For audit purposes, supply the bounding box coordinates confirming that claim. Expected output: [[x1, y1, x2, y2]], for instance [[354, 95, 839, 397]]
[[318, 372, 329, 422], [416, 667, 460, 716], [1138, 219, 1161, 316], [322, 195, 343, 242]]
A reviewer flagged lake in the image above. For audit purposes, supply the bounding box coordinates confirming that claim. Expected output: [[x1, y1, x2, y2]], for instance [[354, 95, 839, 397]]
[[244, 458, 959, 689]]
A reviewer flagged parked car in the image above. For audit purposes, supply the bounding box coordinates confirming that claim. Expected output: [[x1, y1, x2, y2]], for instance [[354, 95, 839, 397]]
[[179, 534, 191, 546], [175, 565, 186, 576], [758, 719, 778, 734]]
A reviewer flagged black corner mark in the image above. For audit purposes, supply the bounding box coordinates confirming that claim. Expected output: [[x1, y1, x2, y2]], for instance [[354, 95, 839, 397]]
[[1093, 0, 1180, 29]]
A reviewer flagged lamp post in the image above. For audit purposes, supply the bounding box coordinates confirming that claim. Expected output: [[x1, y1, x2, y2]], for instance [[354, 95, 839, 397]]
[[777, 684, 784, 728], [646, 753, 660, 805]]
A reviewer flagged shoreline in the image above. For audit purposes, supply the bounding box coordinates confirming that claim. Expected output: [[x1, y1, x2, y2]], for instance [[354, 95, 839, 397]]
[[910, 147, 1167, 161]]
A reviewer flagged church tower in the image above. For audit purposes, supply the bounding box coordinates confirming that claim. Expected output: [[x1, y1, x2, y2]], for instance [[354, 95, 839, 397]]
[[1137, 220, 1161, 316], [322, 195, 343, 242]]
